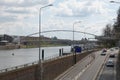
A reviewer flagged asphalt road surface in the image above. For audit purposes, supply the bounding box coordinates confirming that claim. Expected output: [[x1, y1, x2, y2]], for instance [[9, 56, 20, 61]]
[[54, 49, 118, 80], [55, 50, 111, 80], [97, 49, 118, 80]]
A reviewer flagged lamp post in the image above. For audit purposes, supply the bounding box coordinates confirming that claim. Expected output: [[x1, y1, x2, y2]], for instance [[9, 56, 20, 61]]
[[73, 21, 81, 64], [39, 4, 53, 80]]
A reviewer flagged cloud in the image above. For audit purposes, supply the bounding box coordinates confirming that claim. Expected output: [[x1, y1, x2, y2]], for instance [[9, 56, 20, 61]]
[[0, 16, 17, 23], [5, 9, 30, 14], [0, 21, 38, 36], [51, 0, 111, 17], [0, 0, 118, 39], [0, 0, 42, 7]]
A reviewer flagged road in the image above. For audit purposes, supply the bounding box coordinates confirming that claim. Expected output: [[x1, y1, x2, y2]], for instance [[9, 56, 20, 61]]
[[55, 50, 101, 80], [97, 49, 118, 80], [55, 49, 116, 80]]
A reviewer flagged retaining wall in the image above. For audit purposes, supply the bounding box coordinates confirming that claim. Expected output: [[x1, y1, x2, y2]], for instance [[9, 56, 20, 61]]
[[0, 49, 98, 80]]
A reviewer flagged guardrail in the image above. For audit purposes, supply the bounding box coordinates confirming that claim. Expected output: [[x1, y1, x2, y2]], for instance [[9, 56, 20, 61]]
[[0, 61, 38, 73], [0, 53, 71, 73]]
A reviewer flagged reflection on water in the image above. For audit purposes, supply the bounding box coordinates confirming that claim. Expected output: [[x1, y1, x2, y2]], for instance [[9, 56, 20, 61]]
[[0, 46, 71, 70]]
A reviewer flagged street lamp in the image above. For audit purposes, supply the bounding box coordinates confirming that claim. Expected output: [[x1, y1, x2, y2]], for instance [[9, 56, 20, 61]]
[[39, 4, 53, 80], [73, 21, 81, 64], [73, 21, 81, 46]]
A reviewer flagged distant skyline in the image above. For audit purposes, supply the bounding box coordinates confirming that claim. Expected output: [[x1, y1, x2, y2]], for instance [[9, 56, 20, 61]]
[[0, 0, 119, 40]]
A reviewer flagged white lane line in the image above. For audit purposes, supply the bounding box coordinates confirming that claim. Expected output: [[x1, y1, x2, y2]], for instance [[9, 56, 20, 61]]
[[93, 51, 110, 80], [72, 51, 100, 80], [72, 62, 92, 80]]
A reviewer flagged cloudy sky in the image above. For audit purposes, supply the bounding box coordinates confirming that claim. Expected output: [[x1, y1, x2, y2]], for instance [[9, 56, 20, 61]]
[[0, 0, 119, 40]]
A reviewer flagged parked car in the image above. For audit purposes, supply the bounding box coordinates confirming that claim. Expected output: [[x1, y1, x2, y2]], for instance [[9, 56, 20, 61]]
[[106, 59, 114, 67]]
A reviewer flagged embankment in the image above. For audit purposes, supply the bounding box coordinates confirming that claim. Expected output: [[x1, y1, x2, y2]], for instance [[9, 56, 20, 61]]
[[0, 49, 98, 80]]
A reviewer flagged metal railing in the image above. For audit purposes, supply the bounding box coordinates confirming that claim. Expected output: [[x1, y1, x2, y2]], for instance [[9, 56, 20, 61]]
[[0, 54, 69, 73], [0, 61, 38, 73]]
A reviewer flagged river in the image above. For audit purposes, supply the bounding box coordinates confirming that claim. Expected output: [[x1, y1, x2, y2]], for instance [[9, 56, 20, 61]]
[[0, 46, 71, 70]]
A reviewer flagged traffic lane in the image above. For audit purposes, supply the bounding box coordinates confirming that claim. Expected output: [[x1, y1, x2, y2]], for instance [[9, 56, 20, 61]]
[[54, 51, 101, 80], [98, 66, 114, 80], [77, 52, 108, 80], [98, 50, 118, 80], [56, 54, 94, 80]]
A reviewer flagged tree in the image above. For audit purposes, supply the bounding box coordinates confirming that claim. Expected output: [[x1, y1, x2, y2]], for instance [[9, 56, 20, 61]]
[[52, 36, 58, 40], [103, 24, 112, 37], [113, 7, 120, 39], [101, 24, 115, 47]]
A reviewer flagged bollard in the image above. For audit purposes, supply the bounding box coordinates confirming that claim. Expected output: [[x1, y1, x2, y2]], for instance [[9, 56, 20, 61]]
[[74, 52, 77, 64], [42, 49, 44, 60], [62, 48, 63, 55], [59, 49, 62, 56]]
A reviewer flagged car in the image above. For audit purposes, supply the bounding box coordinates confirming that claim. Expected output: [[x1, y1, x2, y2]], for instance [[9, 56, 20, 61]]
[[100, 49, 107, 55], [109, 53, 115, 58], [110, 48, 114, 51], [101, 52, 106, 55], [103, 49, 107, 52], [102, 49, 107, 53], [106, 59, 114, 67], [115, 47, 119, 50]]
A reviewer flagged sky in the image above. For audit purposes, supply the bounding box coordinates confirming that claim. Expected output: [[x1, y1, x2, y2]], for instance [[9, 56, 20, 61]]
[[0, 0, 119, 40]]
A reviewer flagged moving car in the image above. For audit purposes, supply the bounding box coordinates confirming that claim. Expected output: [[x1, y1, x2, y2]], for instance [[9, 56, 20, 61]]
[[103, 49, 107, 52], [106, 59, 114, 67], [101, 52, 106, 55], [115, 47, 119, 50], [101, 49, 107, 55], [110, 48, 114, 51], [109, 53, 115, 58]]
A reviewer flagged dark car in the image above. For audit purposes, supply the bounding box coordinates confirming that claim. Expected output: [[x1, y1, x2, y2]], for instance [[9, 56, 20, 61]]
[[109, 53, 115, 58], [103, 49, 107, 52]]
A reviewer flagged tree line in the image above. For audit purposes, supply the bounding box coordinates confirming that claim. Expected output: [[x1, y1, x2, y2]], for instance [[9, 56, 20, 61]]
[[101, 7, 120, 48]]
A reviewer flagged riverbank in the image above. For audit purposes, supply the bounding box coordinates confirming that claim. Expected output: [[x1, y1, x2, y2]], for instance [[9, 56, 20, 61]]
[[0, 43, 69, 50], [0, 49, 98, 80], [0, 44, 20, 50]]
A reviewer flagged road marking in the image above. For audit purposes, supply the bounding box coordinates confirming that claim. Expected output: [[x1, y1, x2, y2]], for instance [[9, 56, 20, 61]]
[[72, 62, 92, 80], [93, 51, 110, 80]]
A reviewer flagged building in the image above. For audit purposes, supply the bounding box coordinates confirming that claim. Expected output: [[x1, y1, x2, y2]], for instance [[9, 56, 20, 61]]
[[0, 34, 13, 46], [20, 36, 51, 47]]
